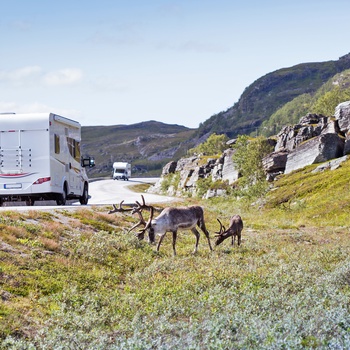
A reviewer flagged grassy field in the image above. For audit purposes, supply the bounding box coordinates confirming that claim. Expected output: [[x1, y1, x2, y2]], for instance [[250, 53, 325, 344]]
[[1, 159, 350, 349]]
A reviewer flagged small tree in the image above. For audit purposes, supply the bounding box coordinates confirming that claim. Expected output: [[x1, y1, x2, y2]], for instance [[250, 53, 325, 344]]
[[312, 87, 350, 116], [232, 135, 273, 197], [188, 133, 228, 156]]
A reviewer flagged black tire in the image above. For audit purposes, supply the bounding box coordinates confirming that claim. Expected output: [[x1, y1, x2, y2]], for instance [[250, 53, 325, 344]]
[[79, 184, 88, 205], [26, 198, 35, 206], [56, 185, 67, 205]]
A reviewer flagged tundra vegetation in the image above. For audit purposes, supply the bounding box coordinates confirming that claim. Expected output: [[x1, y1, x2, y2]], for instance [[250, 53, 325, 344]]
[[1, 156, 350, 349]]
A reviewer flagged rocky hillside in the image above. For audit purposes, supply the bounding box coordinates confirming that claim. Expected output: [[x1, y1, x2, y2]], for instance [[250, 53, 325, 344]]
[[263, 100, 350, 180], [81, 121, 196, 178], [149, 101, 350, 198], [197, 53, 350, 138], [81, 53, 350, 178]]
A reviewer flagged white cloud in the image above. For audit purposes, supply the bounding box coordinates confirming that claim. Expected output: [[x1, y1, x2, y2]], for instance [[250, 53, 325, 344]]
[[0, 66, 42, 83], [0, 101, 81, 118], [43, 68, 83, 86], [0, 101, 17, 113], [0, 66, 84, 87]]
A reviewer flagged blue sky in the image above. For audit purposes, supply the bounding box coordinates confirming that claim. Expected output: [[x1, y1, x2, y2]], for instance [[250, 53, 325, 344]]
[[1, 0, 350, 128]]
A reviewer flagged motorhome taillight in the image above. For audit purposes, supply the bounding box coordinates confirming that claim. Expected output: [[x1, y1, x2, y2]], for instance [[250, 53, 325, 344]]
[[33, 177, 51, 185]]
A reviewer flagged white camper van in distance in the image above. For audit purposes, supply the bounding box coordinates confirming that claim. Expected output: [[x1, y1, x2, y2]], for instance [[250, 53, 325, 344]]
[[112, 162, 131, 180], [0, 112, 95, 206]]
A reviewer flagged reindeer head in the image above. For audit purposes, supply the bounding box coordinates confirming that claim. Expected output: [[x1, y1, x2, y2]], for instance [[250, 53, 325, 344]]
[[132, 195, 156, 243], [109, 195, 157, 243], [214, 218, 229, 246], [108, 196, 151, 241]]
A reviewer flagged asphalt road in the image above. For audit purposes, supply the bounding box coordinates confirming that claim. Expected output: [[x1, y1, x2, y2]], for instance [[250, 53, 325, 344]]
[[0, 178, 176, 211], [88, 177, 176, 206]]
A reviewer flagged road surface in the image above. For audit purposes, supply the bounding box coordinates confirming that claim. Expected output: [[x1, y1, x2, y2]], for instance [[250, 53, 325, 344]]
[[88, 178, 176, 206], [0, 178, 176, 211]]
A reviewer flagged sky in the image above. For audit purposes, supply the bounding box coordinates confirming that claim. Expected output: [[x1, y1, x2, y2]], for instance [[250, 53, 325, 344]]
[[1, 0, 350, 128]]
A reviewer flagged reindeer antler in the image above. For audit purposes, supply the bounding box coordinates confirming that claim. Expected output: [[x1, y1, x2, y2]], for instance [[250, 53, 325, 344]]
[[108, 200, 134, 214], [109, 196, 156, 241], [126, 209, 147, 234], [131, 195, 155, 240], [215, 218, 226, 236], [132, 195, 152, 213]]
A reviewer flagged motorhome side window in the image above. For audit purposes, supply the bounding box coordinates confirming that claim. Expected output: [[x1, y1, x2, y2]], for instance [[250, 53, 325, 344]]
[[75, 141, 81, 162], [67, 137, 81, 162], [54, 134, 60, 154]]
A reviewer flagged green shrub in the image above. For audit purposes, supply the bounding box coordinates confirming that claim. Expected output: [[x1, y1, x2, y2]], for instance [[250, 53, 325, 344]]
[[160, 173, 180, 194], [232, 135, 273, 198], [195, 177, 213, 198], [311, 86, 350, 115], [188, 133, 229, 156]]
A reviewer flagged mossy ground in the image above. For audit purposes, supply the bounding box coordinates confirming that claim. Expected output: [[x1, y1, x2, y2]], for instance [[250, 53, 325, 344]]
[[1, 159, 350, 348]]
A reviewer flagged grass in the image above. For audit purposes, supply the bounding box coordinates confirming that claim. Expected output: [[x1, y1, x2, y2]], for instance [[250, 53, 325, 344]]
[[1, 158, 350, 349]]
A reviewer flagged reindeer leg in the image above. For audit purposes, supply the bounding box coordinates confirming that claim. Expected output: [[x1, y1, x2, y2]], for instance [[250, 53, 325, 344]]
[[198, 223, 213, 252], [172, 230, 177, 256], [190, 228, 200, 254], [231, 234, 235, 246], [238, 232, 241, 246], [156, 233, 166, 253]]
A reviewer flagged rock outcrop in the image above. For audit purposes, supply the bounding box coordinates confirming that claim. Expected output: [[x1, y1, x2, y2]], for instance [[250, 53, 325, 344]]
[[150, 101, 350, 197], [284, 133, 344, 174], [148, 147, 240, 197], [335, 101, 350, 155], [264, 102, 350, 178]]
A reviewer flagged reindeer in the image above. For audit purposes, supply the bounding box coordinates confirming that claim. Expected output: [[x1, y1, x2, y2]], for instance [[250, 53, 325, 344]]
[[122, 196, 213, 256], [215, 215, 243, 247]]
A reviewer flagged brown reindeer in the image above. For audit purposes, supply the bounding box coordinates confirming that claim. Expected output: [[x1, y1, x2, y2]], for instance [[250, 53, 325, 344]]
[[215, 215, 243, 247], [125, 196, 213, 256]]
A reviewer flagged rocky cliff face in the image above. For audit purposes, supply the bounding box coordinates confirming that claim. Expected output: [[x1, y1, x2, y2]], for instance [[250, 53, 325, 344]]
[[149, 101, 350, 198], [263, 101, 350, 179]]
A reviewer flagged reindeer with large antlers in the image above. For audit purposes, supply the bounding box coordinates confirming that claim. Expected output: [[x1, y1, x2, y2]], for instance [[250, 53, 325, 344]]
[[114, 195, 213, 256], [215, 215, 243, 247]]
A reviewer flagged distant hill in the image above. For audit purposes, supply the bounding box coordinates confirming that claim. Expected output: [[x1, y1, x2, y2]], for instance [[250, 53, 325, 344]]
[[197, 53, 350, 137], [82, 53, 350, 178], [81, 121, 196, 178]]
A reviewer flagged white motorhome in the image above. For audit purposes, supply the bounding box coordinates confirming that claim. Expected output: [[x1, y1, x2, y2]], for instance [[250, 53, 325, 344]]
[[0, 112, 95, 206], [112, 162, 131, 180]]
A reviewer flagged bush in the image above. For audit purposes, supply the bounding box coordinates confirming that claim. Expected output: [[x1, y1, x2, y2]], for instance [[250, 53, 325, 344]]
[[232, 135, 273, 197], [311, 86, 350, 116], [188, 133, 229, 156]]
